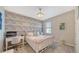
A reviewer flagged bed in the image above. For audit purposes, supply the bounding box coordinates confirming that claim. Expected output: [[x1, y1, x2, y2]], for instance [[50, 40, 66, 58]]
[[26, 32, 54, 52]]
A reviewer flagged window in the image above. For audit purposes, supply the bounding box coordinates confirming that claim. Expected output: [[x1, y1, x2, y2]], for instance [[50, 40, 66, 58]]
[[45, 22, 52, 34]]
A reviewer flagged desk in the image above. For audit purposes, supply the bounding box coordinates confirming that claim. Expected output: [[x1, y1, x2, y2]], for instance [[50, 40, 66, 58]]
[[6, 36, 24, 51]]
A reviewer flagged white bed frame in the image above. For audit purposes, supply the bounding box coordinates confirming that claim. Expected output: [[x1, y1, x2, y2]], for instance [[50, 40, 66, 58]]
[[26, 36, 54, 53]]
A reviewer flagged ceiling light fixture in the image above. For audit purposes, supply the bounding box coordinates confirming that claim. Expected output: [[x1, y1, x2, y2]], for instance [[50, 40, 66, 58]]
[[36, 8, 44, 18]]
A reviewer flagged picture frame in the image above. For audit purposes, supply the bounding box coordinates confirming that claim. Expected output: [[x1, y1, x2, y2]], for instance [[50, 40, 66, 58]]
[[60, 23, 65, 30]]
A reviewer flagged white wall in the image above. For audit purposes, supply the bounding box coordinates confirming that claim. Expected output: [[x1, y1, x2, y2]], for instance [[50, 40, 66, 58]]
[[0, 7, 5, 52], [52, 10, 75, 46], [43, 10, 75, 46], [75, 7, 79, 52], [75, 19, 79, 52]]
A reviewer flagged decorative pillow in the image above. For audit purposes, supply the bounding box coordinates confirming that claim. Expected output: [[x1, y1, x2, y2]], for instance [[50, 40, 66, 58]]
[[27, 32, 33, 36]]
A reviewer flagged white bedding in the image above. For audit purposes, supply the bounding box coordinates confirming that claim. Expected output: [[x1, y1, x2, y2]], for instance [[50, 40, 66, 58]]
[[26, 35, 54, 52]]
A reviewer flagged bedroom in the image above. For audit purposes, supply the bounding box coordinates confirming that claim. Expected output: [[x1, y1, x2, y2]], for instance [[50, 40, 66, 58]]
[[0, 6, 75, 53]]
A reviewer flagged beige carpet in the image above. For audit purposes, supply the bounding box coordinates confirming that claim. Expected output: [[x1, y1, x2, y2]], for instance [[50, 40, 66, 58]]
[[14, 43, 75, 53]]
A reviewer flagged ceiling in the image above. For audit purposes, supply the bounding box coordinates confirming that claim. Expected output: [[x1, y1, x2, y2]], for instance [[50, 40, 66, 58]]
[[4, 6, 74, 20]]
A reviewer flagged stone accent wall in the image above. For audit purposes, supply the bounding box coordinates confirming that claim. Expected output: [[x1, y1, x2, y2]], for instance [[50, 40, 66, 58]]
[[5, 11, 42, 35]]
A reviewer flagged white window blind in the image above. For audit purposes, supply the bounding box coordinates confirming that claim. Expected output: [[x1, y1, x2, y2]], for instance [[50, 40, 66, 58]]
[[45, 22, 52, 34]]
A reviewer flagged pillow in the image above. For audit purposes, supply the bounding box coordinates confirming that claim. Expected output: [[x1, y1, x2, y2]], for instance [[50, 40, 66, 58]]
[[27, 32, 33, 36]]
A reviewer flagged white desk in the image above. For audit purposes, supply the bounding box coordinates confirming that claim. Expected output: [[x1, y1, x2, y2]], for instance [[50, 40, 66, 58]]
[[6, 36, 24, 51]]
